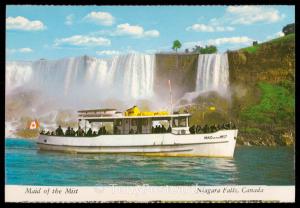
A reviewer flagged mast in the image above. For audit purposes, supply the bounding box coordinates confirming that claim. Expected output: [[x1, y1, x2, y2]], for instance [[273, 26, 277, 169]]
[[168, 79, 173, 114]]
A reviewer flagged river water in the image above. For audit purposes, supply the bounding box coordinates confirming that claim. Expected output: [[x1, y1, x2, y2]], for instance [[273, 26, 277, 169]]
[[5, 138, 294, 186]]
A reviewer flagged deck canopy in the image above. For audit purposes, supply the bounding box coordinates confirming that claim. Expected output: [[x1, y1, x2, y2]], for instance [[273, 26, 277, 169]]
[[78, 108, 119, 118], [78, 108, 116, 113], [78, 114, 191, 123]]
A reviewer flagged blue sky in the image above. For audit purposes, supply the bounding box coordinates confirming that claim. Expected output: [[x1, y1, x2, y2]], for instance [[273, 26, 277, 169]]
[[6, 5, 295, 61]]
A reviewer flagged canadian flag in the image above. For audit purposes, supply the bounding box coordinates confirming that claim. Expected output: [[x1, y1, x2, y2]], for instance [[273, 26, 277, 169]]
[[28, 120, 39, 129]]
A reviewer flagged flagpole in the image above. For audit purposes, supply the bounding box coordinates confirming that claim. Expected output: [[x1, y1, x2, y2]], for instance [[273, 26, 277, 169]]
[[168, 80, 173, 114]]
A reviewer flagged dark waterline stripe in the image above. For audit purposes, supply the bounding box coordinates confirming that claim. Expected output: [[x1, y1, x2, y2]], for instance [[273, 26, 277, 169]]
[[37, 140, 229, 148], [37, 148, 194, 154]]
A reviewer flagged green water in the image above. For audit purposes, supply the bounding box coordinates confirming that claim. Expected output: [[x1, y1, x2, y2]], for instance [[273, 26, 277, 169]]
[[5, 138, 295, 186]]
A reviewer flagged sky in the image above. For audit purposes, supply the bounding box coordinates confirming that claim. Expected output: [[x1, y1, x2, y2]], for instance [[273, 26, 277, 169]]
[[6, 5, 295, 61]]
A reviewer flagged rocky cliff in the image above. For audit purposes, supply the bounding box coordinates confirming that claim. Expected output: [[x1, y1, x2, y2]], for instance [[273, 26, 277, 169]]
[[227, 34, 295, 146], [154, 53, 198, 101]]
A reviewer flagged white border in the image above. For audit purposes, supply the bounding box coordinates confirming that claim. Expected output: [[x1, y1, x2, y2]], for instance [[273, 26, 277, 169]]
[[5, 185, 295, 202]]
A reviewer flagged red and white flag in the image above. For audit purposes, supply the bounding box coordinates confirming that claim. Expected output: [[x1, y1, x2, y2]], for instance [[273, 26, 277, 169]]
[[28, 120, 39, 129]]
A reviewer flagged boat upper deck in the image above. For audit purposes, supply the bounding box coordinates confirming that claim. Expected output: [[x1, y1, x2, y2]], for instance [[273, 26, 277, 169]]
[[78, 113, 191, 120], [77, 106, 191, 121]]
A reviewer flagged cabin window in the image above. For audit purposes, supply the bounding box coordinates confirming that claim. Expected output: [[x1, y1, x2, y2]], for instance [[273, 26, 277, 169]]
[[142, 119, 148, 126], [173, 119, 178, 127], [179, 117, 186, 127], [173, 117, 187, 127], [115, 120, 122, 127], [131, 119, 137, 126]]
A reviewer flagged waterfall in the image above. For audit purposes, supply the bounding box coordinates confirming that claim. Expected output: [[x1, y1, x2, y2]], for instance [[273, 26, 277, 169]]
[[5, 61, 33, 93], [178, 53, 229, 104], [5, 54, 155, 101], [195, 53, 229, 95]]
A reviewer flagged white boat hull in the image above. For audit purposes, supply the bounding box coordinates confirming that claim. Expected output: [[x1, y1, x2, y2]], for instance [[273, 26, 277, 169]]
[[37, 129, 238, 157]]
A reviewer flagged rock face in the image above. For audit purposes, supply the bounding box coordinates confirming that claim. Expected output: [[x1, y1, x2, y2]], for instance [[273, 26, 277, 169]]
[[279, 131, 294, 146], [154, 53, 198, 102], [228, 39, 294, 86], [227, 34, 295, 146]]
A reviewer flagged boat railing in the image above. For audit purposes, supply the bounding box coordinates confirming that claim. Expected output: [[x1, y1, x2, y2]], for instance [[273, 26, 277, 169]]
[[78, 113, 116, 117], [40, 132, 173, 137]]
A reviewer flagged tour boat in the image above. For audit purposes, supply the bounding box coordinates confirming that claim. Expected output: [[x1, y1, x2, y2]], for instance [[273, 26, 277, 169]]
[[37, 106, 238, 157]]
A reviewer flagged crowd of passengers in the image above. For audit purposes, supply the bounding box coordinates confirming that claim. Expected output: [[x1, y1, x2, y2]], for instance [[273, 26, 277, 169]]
[[41, 125, 172, 136], [189, 122, 236, 134], [151, 125, 172, 133], [40, 125, 107, 137], [40, 122, 236, 136]]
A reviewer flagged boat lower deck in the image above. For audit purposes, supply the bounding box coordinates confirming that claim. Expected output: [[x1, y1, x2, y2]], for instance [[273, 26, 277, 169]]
[[37, 130, 238, 157], [37, 143, 234, 158]]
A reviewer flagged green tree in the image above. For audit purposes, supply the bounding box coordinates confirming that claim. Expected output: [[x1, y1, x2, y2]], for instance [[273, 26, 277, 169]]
[[241, 82, 295, 125], [193, 45, 217, 54], [282, 23, 295, 36], [202, 45, 217, 54], [172, 40, 182, 52], [192, 45, 202, 53]]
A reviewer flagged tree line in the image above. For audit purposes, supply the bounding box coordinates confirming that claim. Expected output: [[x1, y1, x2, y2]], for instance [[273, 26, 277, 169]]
[[172, 40, 217, 54]]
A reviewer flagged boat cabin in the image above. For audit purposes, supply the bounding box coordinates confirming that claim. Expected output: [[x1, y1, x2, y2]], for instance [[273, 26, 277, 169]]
[[77, 106, 191, 135]]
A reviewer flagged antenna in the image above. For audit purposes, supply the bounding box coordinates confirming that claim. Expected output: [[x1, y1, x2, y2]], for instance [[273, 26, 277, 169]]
[[168, 79, 173, 114]]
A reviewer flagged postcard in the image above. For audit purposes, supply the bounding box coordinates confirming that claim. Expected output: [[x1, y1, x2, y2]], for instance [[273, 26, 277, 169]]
[[5, 5, 295, 203]]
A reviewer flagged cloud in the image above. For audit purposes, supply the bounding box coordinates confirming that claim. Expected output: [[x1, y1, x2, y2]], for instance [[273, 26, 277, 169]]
[[54, 35, 111, 47], [7, 47, 33, 53], [116, 23, 143, 36], [266, 31, 284, 40], [183, 41, 204, 49], [186, 24, 213, 32], [186, 23, 234, 32], [215, 26, 235, 32], [276, 31, 285, 37], [207, 36, 254, 45], [226, 6, 284, 25], [90, 23, 160, 38], [65, 14, 74, 25], [6, 16, 46, 31], [115, 23, 160, 38], [183, 36, 254, 50], [84, 11, 115, 26], [202, 6, 285, 28], [19, 48, 33, 53], [144, 30, 160, 37], [96, 50, 120, 56], [126, 49, 140, 54], [144, 49, 158, 54]]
